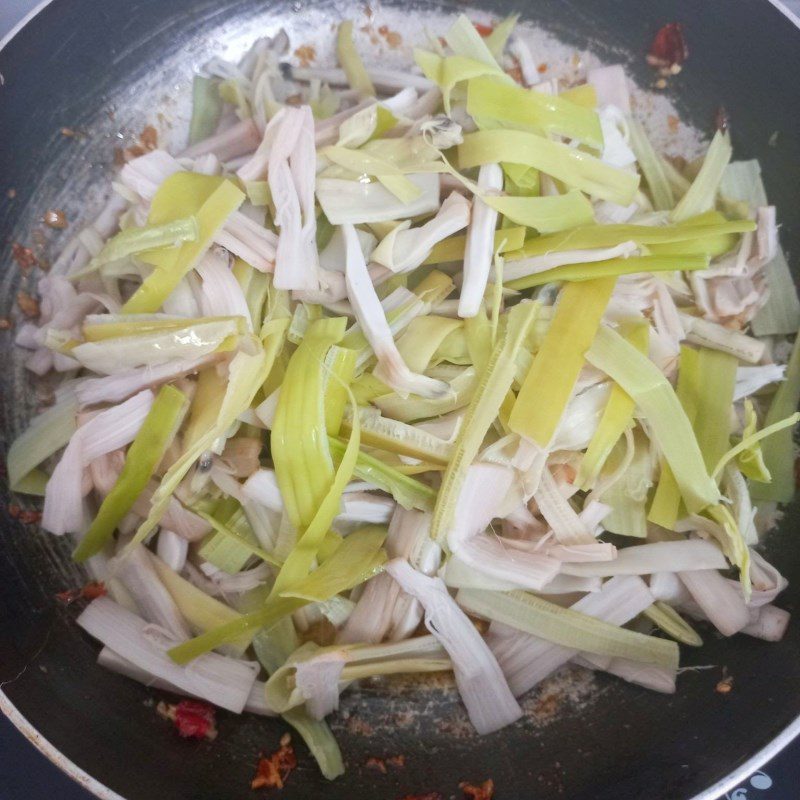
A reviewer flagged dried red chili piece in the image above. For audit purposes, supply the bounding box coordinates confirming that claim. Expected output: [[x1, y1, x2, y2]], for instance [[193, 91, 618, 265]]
[[398, 794, 443, 800], [387, 754, 406, 768], [157, 699, 218, 740], [11, 243, 38, 270], [366, 757, 388, 773], [56, 581, 107, 605], [647, 23, 688, 71], [252, 734, 297, 790], [460, 779, 495, 800], [473, 22, 494, 37]]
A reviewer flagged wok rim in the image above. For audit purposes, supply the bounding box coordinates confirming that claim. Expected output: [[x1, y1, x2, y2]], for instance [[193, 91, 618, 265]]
[[1, 0, 800, 798]]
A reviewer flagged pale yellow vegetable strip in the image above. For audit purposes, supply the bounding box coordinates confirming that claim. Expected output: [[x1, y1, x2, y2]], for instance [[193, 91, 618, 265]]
[[422, 227, 526, 266], [122, 319, 288, 556], [483, 191, 595, 234], [510, 278, 616, 447], [587, 326, 719, 513], [458, 129, 640, 206], [123, 174, 244, 313], [713, 412, 800, 481], [691, 348, 738, 473], [647, 345, 701, 529], [337, 21, 375, 97], [150, 553, 254, 656], [432, 302, 539, 544], [396, 316, 462, 373], [577, 320, 649, 490], [457, 588, 679, 670]]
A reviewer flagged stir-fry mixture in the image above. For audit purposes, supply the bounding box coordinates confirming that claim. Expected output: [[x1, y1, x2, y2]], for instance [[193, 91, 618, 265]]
[[8, 13, 800, 780]]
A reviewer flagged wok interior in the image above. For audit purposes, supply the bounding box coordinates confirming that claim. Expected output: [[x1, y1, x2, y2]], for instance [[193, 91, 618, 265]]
[[2, 1, 800, 798]]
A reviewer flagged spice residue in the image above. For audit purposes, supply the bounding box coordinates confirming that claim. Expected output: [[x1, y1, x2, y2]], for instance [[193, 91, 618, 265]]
[[16, 291, 40, 318], [8, 504, 42, 525], [11, 242, 39, 270], [294, 44, 316, 67], [43, 209, 68, 229], [460, 778, 494, 800], [252, 733, 297, 790]]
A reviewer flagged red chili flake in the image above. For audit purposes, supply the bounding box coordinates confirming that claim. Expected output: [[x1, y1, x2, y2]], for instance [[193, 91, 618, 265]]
[[157, 700, 218, 740], [647, 23, 688, 71], [60, 127, 76, 137], [473, 22, 494, 37], [16, 291, 40, 318], [366, 757, 388, 774], [667, 114, 680, 134], [0, 317, 12, 330], [139, 125, 158, 151], [460, 779, 494, 800], [11, 242, 38, 270], [715, 106, 730, 134], [251, 734, 297, 790], [377, 25, 403, 48], [398, 794, 443, 800], [8, 504, 40, 524], [56, 581, 107, 605], [387, 755, 406, 768], [537, 62, 548, 74]]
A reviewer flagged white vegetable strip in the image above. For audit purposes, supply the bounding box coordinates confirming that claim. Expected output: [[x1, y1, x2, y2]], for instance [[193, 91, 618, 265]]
[[196, 248, 252, 328], [156, 529, 189, 572], [734, 364, 785, 401], [741, 605, 790, 642], [559, 540, 727, 577], [295, 651, 348, 720], [77, 597, 258, 713], [75, 355, 216, 407], [576, 654, 676, 694], [290, 65, 434, 93], [340, 508, 438, 644], [678, 569, 750, 636], [453, 533, 561, 592], [42, 390, 155, 535], [243, 468, 284, 511], [112, 545, 192, 640], [534, 468, 596, 545], [486, 575, 655, 696], [343, 223, 449, 399], [97, 647, 276, 716], [385, 559, 522, 734], [459, 164, 503, 318], [316, 174, 441, 225], [371, 192, 471, 274], [269, 106, 319, 291]]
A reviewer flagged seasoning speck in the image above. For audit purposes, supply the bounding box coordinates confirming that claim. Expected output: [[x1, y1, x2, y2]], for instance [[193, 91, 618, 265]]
[[0, 317, 12, 330], [366, 756, 388, 774], [6, 188, 16, 200], [12, 242, 38, 270], [716, 668, 734, 695], [294, 44, 316, 67], [43, 209, 68, 229], [251, 735, 297, 790], [16, 291, 40, 318], [460, 779, 494, 800]]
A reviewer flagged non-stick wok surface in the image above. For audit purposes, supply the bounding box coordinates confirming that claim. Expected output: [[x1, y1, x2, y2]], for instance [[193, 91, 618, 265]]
[[2, 1, 800, 798]]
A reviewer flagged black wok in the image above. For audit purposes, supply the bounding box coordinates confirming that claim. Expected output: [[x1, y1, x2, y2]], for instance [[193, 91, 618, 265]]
[[2, 1, 800, 798]]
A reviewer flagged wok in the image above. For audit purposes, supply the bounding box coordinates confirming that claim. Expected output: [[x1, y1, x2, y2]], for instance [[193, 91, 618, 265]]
[[2, 1, 800, 798]]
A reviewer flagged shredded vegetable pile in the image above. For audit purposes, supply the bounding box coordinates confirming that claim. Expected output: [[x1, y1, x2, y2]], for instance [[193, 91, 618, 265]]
[[9, 14, 800, 778]]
